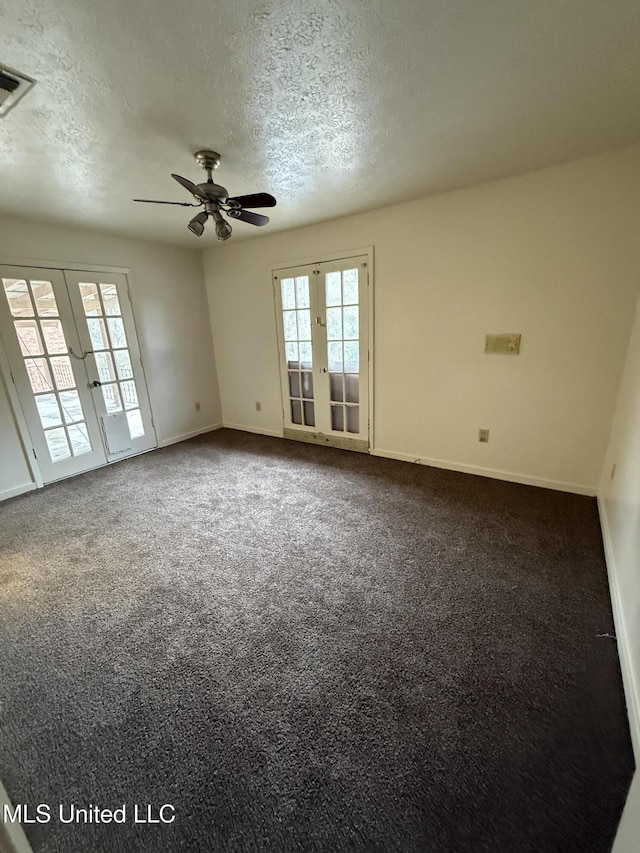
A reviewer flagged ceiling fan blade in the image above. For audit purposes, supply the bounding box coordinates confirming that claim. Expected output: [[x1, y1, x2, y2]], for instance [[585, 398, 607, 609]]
[[226, 208, 270, 226], [226, 192, 276, 209], [133, 199, 201, 207], [171, 173, 203, 198]]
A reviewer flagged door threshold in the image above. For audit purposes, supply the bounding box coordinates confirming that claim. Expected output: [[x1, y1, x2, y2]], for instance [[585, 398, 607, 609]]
[[283, 427, 369, 454]]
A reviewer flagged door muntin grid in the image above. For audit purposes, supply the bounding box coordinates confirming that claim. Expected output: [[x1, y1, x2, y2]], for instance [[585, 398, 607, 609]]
[[281, 274, 315, 428], [78, 282, 145, 440], [2, 277, 93, 462], [325, 267, 361, 435]]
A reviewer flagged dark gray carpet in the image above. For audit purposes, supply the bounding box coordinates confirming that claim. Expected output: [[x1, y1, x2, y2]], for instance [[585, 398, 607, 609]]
[[0, 429, 633, 853]]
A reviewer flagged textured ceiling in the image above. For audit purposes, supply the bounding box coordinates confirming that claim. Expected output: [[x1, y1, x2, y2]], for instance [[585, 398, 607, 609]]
[[1, 0, 640, 247]]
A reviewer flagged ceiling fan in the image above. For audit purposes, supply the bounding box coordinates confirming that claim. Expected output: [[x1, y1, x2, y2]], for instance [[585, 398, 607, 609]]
[[133, 150, 276, 240]]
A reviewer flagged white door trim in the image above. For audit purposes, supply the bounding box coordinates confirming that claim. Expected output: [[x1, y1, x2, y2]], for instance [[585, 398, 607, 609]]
[[0, 335, 43, 487], [0, 256, 132, 275]]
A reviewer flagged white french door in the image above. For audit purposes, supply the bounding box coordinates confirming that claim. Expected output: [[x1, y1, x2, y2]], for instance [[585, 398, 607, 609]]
[[274, 255, 370, 451], [0, 265, 156, 484]]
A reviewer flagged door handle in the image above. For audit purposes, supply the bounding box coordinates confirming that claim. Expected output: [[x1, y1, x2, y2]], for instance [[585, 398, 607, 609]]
[[91, 380, 102, 387]]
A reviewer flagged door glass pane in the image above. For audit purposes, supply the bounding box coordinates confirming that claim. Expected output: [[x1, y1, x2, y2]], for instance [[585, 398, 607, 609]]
[[50, 357, 75, 390], [345, 374, 359, 404], [35, 394, 63, 428], [67, 423, 92, 456], [25, 359, 54, 393], [281, 278, 295, 309], [59, 390, 84, 423], [288, 371, 300, 397], [331, 405, 344, 431], [344, 341, 359, 372], [31, 281, 58, 317], [290, 399, 302, 425], [120, 380, 139, 410], [87, 318, 108, 349], [113, 349, 134, 379], [296, 310, 311, 341], [326, 307, 342, 340], [343, 306, 359, 340], [79, 282, 101, 316], [328, 342, 343, 372], [330, 373, 344, 402], [101, 383, 123, 413], [95, 351, 116, 382], [303, 401, 315, 426], [301, 372, 314, 399], [126, 408, 145, 439], [284, 310, 297, 341], [45, 427, 71, 461], [100, 283, 121, 315], [41, 319, 68, 354], [14, 320, 44, 355], [3, 279, 34, 317], [295, 277, 309, 308], [346, 407, 360, 434], [326, 272, 341, 306], [107, 317, 127, 348], [342, 269, 359, 305], [299, 342, 312, 369], [285, 342, 299, 369]]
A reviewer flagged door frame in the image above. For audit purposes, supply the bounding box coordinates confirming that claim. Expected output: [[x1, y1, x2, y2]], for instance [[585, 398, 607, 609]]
[[0, 256, 157, 488], [270, 245, 375, 451]]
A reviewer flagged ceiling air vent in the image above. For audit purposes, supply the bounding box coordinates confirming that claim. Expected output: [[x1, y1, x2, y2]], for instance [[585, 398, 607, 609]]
[[0, 63, 35, 117]]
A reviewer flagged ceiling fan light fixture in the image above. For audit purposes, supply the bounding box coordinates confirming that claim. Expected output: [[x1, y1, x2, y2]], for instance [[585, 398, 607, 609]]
[[213, 210, 232, 241], [187, 210, 207, 237]]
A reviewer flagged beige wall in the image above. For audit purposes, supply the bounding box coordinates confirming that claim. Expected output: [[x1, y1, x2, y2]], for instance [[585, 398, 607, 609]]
[[0, 216, 221, 499], [204, 146, 640, 493], [601, 296, 640, 852]]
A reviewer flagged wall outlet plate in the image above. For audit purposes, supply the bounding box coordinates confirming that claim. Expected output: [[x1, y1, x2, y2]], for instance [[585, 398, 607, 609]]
[[479, 429, 490, 443], [485, 333, 521, 354]]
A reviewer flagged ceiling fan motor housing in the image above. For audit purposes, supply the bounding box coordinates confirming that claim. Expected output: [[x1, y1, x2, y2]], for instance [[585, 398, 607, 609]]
[[197, 182, 228, 203]]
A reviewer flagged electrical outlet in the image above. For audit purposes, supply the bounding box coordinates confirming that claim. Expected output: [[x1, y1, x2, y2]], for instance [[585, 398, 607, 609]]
[[195, 401, 201, 412], [256, 401, 262, 412], [479, 429, 489, 443]]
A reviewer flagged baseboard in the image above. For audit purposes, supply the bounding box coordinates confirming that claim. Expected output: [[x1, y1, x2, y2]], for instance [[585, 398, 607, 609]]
[[598, 495, 640, 762], [0, 780, 35, 852], [159, 423, 223, 448], [372, 447, 596, 496], [0, 482, 37, 502], [222, 422, 283, 438]]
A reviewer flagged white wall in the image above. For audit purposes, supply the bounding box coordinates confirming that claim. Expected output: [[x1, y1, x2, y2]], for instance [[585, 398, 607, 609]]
[[600, 295, 640, 851], [203, 146, 640, 494], [599, 293, 640, 752], [0, 215, 221, 499]]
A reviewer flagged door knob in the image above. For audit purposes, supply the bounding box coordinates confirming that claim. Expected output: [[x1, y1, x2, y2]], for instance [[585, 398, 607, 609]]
[[91, 380, 102, 387]]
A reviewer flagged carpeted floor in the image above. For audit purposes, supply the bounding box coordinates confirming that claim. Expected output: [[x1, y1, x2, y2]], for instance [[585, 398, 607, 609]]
[[0, 429, 634, 853]]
